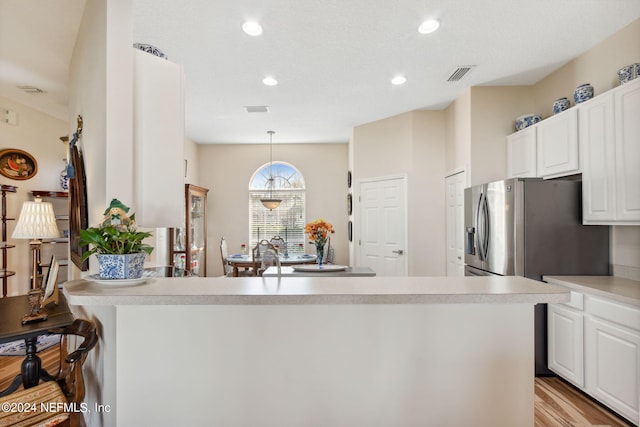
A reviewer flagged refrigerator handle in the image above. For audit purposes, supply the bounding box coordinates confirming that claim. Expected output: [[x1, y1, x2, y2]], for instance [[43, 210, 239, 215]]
[[476, 192, 485, 261], [482, 193, 490, 259]]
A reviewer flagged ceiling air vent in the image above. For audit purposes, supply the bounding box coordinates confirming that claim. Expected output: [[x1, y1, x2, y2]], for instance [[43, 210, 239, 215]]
[[244, 106, 269, 113], [17, 86, 46, 94], [446, 66, 475, 82]]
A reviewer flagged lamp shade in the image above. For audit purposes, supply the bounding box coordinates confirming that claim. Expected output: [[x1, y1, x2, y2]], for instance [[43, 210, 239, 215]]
[[12, 198, 61, 239]]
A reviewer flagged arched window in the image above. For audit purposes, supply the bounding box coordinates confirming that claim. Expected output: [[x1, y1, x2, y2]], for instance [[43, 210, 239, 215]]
[[249, 162, 305, 254]]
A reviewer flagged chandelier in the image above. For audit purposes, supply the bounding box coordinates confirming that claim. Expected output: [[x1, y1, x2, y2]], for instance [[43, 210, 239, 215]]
[[260, 131, 282, 210]]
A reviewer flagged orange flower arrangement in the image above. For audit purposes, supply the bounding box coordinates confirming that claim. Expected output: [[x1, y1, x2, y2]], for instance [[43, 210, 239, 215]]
[[304, 218, 335, 247]]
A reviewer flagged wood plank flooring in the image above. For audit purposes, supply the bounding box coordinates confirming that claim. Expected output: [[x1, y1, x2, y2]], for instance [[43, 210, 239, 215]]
[[1, 352, 635, 426], [535, 376, 633, 426], [0, 345, 60, 392]]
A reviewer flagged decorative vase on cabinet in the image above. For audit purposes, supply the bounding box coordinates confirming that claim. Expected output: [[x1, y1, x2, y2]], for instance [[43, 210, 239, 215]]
[[170, 184, 208, 276]]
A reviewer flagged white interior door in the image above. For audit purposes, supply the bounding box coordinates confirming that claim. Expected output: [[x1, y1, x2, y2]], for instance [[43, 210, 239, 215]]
[[359, 176, 407, 276], [446, 171, 466, 276]]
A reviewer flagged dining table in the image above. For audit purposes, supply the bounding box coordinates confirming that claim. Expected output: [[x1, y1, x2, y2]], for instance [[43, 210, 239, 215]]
[[262, 265, 376, 277], [226, 253, 317, 277]]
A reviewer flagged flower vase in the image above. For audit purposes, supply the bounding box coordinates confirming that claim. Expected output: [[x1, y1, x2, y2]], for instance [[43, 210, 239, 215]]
[[315, 243, 325, 267]]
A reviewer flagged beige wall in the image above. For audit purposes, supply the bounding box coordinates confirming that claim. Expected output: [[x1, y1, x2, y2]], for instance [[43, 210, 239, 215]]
[[534, 19, 640, 119], [469, 86, 535, 186], [197, 143, 348, 277], [532, 18, 640, 278], [0, 96, 69, 296], [444, 88, 471, 175], [352, 110, 447, 276]]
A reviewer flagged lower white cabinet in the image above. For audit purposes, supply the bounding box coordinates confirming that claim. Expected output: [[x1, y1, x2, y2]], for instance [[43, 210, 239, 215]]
[[585, 295, 640, 424], [549, 291, 640, 425], [548, 302, 584, 387]]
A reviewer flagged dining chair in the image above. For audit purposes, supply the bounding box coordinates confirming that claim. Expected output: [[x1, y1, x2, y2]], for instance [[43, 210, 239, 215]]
[[0, 318, 98, 427], [252, 240, 280, 276], [270, 235, 287, 257], [220, 237, 252, 277]]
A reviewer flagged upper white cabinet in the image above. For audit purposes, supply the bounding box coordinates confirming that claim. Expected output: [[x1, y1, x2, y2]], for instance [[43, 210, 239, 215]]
[[581, 78, 640, 225], [536, 109, 579, 178], [133, 49, 185, 228], [507, 126, 537, 178], [506, 109, 578, 180]]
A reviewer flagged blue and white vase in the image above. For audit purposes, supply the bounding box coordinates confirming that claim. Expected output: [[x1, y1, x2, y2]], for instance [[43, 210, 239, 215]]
[[552, 98, 571, 115], [59, 159, 69, 191], [97, 253, 146, 279], [574, 84, 594, 104]]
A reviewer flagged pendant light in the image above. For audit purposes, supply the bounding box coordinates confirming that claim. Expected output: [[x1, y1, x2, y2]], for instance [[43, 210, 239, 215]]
[[260, 131, 282, 210]]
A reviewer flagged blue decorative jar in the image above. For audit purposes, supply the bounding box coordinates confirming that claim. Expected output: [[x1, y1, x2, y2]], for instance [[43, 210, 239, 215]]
[[574, 84, 594, 104], [552, 98, 571, 115], [59, 159, 69, 191], [515, 114, 542, 131]]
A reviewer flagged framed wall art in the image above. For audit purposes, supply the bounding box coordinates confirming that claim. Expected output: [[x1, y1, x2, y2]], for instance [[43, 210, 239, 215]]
[[0, 149, 37, 180]]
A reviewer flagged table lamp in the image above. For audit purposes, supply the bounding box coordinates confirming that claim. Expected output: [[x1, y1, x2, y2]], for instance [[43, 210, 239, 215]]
[[12, 197, 61, 323]]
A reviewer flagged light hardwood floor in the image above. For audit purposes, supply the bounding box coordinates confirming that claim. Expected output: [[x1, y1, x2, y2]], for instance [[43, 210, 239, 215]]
[[535, 377, 633, 426], [0, 353, 634, 426]]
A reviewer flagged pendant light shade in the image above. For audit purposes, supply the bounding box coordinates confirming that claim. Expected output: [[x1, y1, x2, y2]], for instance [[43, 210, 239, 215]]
[[260, 131, 282, 210]]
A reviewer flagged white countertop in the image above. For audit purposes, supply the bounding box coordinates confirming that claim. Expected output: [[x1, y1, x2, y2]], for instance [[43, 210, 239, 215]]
[[63, 275, 569, 306], [543, 275, 640, 307]]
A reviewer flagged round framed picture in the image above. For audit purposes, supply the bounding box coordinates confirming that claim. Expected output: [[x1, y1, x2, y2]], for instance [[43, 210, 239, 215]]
[[347, 193, 352, 215], [347, 171, 352, 188], [0, 149, 37, 180]]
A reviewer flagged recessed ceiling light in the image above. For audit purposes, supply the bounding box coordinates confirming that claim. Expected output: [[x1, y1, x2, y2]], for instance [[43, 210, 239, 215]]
[[391, 75, 407, 85], [242, 21, 263, 36], [263, 77, 278, 86], [418, 19, 440, 34]]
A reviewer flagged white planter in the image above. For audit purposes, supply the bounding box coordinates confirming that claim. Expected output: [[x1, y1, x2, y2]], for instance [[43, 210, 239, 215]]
[[97, 253, 146, 279]]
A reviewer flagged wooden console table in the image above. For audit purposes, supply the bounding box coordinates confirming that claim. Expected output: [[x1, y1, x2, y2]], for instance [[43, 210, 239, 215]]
[[0, 293, 74, 396]]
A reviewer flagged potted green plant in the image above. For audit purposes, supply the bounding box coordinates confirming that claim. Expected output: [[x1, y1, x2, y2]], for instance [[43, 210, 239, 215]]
[[80, 199, 153, 279]]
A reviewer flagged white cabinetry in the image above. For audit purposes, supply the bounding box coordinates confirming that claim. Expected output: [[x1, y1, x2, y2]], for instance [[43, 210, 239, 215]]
[[548, 292, 584, 387], [507, 109, 578, 179], [581, 78, 640, 225], [536, 109, 579, 178], [585, 295, 640, 424], [549, 288, 640, 425], [507, 126, 537, 178]]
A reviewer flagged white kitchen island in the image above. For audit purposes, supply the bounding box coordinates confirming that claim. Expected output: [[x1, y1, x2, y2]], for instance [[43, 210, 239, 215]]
[[64, 275, 569, 427]]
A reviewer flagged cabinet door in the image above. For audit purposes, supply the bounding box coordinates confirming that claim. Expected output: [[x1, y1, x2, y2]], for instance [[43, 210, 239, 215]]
[[585, 316, 640, 424], [579, 92, 616, 224], [548, 303, 584, 387], [614, 79, 640, 223], [537, 109, 579, 178], [507, 126, 537, 178]]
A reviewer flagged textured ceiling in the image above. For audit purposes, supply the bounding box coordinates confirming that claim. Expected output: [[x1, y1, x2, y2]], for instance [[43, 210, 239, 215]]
[[1, 1, 639, 144]]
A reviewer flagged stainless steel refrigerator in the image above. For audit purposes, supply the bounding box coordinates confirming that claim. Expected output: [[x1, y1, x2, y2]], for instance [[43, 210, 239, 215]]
[[464, 178, 610, 375]]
